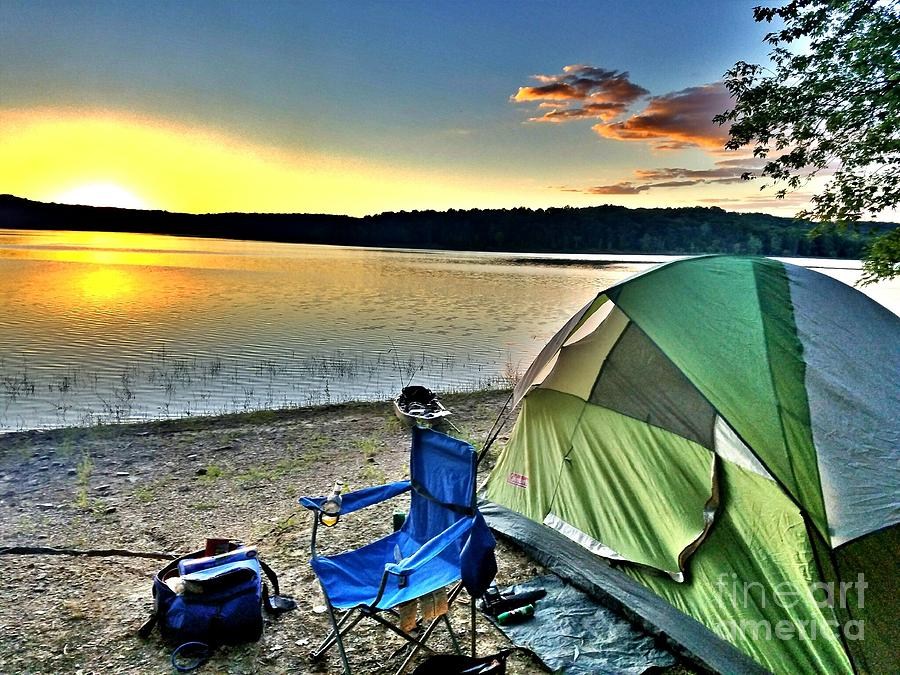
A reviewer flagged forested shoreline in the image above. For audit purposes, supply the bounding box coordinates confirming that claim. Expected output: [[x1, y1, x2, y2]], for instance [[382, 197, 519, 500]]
[[1, 194, 885, 258]]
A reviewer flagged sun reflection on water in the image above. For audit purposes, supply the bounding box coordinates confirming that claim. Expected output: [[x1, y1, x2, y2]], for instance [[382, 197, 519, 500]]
[[77, 267, 134, 304]]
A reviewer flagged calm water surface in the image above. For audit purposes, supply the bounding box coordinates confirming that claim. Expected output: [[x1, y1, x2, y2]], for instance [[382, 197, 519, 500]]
[[1, 229, 896, 431]]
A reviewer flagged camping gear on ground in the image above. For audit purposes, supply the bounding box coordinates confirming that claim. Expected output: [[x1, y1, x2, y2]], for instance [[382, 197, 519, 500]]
[[485, 575, 676, 674], [139, 540, 295, 671], [480, 583, 546, 617], [300, 426, 498, 675], [393, 385, 452, 427], [410, 648, 517, 675], [482, 255, 900, 675], [495, 604, 534, 626]]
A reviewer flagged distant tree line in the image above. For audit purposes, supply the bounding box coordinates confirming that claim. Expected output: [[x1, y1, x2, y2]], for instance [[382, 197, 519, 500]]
[[0, 194, 885, 259]]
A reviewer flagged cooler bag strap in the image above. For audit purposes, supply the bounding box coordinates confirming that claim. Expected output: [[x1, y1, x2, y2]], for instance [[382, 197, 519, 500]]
[[259, 558, 296, 614]]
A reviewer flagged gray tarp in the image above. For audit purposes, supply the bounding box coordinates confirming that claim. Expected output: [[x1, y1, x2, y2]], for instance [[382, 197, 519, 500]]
[[480, 499, 768, 674], [488, 575, 675, 674]]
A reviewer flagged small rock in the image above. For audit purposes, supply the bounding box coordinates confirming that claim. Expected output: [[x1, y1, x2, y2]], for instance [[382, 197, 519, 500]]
[[38, 466, 49, 472], [195, 467, 207, 476], [35, 503, 57, 510], [67, 468, 77, 476], [115, 471, 129, 477], [94, 484, 112, 492], [313, 605, 327, 614], [104, 506, 117, 515], [187, 454, 198, 460]]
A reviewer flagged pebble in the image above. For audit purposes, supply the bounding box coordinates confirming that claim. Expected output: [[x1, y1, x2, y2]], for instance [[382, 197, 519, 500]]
[[115, 471, 129, 477], [67, 468, 77, 475], [36, 503, 57, 510], [94, 484, 112, 492]]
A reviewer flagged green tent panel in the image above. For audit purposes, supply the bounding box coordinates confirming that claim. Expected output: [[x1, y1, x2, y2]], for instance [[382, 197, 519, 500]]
[[550, 399, 716, 577], [485, 255, 899, 674]]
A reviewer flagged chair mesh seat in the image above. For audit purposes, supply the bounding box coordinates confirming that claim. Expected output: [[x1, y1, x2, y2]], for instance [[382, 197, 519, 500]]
[[311, 530, 463, 609]]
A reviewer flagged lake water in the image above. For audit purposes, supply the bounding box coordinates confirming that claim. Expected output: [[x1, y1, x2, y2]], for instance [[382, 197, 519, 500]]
[[1, 229, 897, 431]]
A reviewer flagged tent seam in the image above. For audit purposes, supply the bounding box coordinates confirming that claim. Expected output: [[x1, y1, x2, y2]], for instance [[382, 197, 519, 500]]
[[754, 259, 829, 543]]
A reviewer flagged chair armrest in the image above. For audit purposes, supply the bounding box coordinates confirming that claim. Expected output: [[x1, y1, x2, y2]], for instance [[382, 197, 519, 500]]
[[299, 480, 411, 516], [384, 515, 475, 577]]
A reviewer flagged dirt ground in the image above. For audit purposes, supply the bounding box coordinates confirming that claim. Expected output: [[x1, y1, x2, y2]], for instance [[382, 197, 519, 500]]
[[0, 390, 687, 674]]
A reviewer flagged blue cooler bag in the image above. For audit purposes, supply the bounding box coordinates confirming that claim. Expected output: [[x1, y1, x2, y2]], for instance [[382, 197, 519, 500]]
[[140, 545, 293, 652], [168, 547, 263, 644]]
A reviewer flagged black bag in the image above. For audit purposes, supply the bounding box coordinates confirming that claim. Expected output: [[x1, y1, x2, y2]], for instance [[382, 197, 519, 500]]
[[411, 649, 514, 675]]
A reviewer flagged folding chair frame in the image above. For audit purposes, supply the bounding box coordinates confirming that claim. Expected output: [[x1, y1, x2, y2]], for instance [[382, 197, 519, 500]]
[[306, 511, 478, 675]]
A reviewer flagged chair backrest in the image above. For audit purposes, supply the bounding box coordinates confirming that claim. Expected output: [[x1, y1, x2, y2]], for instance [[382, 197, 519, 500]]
[[403, 426, 477, 545]]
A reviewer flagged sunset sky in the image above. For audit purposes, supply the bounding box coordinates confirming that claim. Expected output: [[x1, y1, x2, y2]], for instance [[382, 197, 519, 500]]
[[0, 0, 821, 217]]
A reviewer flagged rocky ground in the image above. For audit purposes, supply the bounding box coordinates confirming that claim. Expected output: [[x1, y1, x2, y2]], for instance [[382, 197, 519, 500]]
[[0, 390, 691, 674]]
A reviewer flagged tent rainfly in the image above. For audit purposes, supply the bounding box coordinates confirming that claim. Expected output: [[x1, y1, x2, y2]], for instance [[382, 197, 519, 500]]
[[484, 255, 899, 674]]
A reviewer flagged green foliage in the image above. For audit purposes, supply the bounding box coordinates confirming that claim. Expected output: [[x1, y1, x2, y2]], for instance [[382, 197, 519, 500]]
[[198, 463, 224, 481], [716, 0, 900, 282], [352, 437, 381, 462]]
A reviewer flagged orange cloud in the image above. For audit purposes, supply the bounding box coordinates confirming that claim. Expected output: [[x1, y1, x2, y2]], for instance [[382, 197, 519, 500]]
[[593, 83, 732, 151], [512, 64, 648, 123]]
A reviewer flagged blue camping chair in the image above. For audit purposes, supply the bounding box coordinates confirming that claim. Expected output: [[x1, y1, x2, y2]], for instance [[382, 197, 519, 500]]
[[300, 426, 497, 675]]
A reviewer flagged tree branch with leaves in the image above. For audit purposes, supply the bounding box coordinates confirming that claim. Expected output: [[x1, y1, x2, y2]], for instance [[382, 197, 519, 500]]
[[715, 0, 900, 283]]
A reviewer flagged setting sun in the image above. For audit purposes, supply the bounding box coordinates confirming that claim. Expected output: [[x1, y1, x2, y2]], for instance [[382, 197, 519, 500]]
[[53, 182, 148, 210]]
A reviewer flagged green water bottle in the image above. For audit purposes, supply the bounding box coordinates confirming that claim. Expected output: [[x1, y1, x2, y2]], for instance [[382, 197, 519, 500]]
[[496, 603, 534, 625], [392, 510, 406, 532]]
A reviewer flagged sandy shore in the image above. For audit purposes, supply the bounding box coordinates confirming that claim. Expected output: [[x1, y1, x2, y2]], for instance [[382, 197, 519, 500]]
[[0, 390, 560, 674]]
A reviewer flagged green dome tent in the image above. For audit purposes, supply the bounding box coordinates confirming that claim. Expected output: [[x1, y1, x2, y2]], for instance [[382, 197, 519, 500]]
[[484, 256, 899, 674]]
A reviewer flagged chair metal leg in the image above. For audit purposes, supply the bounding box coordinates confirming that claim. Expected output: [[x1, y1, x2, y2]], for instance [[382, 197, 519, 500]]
[[470, 593, 477, 657], [322, 591, 352, 674], [441, 613, 462, 655], [311, 609, 363, 660]]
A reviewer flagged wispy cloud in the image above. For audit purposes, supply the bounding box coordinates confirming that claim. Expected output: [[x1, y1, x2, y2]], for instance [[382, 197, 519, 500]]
[[529, 102, 631, 123], [564, 163, 761, 195], [571, 180, 703, 195], [634, 167, 745, 181], [512, 64, 648, 123], [700, 192, 813, 210], [592, 83, 732, 151]]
